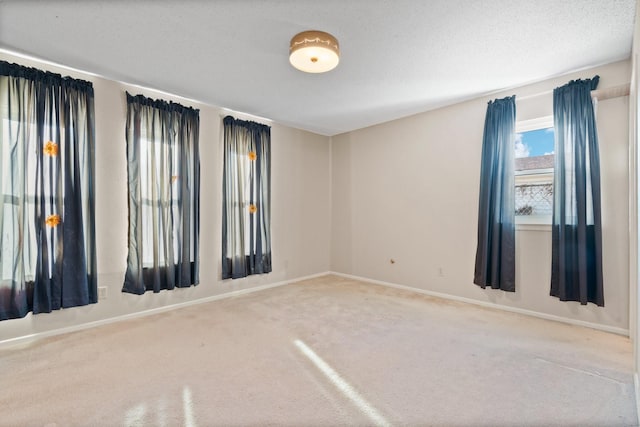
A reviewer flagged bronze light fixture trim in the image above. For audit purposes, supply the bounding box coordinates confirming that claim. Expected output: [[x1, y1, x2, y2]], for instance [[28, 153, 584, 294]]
[[289, 30, 340, 73]]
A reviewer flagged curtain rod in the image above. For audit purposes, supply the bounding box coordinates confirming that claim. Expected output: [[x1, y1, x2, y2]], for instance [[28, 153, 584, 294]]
[[219, 110, 272, 124], [590, 83, 630, 101], [516, 83, 630, 102]]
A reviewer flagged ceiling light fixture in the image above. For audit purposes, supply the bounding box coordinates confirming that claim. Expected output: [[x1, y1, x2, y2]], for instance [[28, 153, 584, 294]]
[[289, 30, 340, 73]]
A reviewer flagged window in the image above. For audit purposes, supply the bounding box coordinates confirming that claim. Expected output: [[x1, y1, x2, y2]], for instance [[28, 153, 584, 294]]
[[122, 93, 200, 295], [515, 116, 554, 224], [226, 149, 258, 254], [0, 61, 97, 320], [2, 118, 35, 283], [137, 135, 182, 268], [221, 116, 272, 280]]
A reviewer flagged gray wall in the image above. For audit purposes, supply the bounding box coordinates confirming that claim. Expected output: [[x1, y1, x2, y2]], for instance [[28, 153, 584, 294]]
[[331, 60, 631, 332], [0, 52, 632, 343], [0, 52, 332, 342]]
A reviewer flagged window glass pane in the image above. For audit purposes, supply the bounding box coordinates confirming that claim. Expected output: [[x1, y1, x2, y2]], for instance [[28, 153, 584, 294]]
[[515, 183, 553, 216], [1, 118, 53, 280], [515, 128, 555, 160], [515, 126, 554, 217]]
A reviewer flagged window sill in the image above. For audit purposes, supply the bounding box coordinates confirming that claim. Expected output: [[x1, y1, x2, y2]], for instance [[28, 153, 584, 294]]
[[516, 215, 551, 232], [516, 224, 552, 232]]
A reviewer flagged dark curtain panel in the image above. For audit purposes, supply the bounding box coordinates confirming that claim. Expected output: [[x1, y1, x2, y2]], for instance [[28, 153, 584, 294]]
[[551, 76, 604, 306], [123, 93, 200, 294], [474, 96, 516, 292], [222, 115, 271, 279], [0, 60, 97, 320]]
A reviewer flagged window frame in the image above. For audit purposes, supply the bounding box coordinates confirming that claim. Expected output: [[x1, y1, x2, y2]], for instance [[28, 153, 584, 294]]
[[137, 135, 184, 268]]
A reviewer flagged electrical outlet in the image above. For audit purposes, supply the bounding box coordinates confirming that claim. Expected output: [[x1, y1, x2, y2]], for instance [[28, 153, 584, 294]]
[[98, 286, 108, 300]]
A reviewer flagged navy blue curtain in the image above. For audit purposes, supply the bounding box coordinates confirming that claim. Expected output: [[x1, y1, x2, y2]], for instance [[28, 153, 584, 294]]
[[222, 116, 271, 279], [474, 96, 516, 292], [0, 61, 97, 320], [551, 76, 604, 306], [123, 93, 200, 294]]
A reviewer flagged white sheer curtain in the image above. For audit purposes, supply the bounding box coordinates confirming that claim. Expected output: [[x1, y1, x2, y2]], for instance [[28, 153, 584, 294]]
[[222, 116, 271, 279], [0, 61, 96, 320], [123, 93, 200, 294]]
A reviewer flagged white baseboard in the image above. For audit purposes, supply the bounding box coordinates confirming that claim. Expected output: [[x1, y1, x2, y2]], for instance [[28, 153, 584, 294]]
[[3, 270, 628, 350], [0, 271, 331, 349], [330, 271, 630, 337]]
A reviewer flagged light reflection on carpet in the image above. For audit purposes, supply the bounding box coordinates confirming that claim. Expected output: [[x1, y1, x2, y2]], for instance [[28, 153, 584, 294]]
[[294, 339, 390, 427]]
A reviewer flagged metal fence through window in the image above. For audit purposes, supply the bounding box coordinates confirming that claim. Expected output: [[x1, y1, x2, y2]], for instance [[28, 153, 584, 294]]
[[515, 183, 553, 215]]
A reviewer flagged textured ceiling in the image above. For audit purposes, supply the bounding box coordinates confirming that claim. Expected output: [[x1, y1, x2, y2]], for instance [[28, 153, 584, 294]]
[[0, 0, 636, 136]]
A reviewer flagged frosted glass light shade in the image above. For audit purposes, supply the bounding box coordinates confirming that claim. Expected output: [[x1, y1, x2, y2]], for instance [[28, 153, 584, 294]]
[[289, 31, 339, 73]]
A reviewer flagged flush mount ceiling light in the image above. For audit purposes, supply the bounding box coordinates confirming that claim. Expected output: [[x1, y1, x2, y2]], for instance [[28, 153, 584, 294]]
[[289, 30, 340, 73]]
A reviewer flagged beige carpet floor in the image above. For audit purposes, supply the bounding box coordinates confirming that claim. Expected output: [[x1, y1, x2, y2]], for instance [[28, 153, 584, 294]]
[[0, 275, 636, 426]]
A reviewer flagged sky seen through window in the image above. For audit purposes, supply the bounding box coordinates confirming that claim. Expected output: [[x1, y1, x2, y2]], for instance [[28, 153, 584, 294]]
[[515, 127, 554, 158]]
